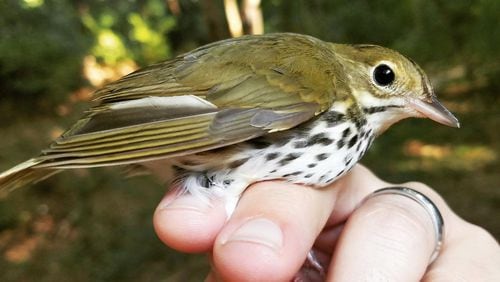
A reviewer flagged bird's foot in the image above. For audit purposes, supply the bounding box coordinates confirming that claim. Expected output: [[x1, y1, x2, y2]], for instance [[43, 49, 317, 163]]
[[293, 249, 326, 282]]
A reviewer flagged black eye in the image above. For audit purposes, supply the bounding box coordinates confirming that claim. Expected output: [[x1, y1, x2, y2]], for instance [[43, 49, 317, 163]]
[[373, 64, 395, 86]]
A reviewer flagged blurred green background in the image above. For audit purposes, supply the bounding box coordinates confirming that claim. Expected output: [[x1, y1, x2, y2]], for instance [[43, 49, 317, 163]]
[[0, 0, 498, 281]]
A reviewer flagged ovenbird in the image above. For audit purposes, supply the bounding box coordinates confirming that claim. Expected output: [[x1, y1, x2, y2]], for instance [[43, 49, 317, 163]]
[[0, 33, 459, 214]]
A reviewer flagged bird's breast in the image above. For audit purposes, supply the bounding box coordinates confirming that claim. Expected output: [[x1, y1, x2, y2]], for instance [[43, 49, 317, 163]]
[[232, 110, 375, 186], [168, 109, 376, 203]]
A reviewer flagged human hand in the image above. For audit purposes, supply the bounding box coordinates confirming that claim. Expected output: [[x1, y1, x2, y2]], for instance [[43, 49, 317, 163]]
[[153, 165, 500, 281]]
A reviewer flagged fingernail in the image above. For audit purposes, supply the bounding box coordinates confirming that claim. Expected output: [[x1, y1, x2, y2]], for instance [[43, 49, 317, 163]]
[[225, 218, 283, 251], [159, 194, 212, 215]]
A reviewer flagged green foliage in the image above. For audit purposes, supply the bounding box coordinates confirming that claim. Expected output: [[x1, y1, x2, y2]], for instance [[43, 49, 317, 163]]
[[82, 0, 176, 66], [128, 12, 175, 63], [0, 0, 89, 112], [0, 0, 177, 115], [82, 12, 131, 65]]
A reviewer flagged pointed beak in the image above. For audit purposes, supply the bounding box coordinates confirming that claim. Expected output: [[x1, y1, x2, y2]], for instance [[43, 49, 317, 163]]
[[407, 96, 460, 128]]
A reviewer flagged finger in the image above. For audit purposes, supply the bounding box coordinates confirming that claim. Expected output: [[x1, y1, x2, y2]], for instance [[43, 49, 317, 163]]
[[327, 182, 449, 281], [424, 220, 500, 281], [211, 180, 338, 281], [315, 165, 446, 253], [314, 164, 389, 253], [326, 164, 390, 226], [153, 189, 227, 253]]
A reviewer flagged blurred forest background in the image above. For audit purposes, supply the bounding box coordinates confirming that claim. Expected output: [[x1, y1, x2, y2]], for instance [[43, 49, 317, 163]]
[[0, 0, 498, 281]]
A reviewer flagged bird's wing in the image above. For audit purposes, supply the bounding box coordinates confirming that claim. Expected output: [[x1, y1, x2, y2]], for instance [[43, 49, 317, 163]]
[[92, 34, 337, 108], [36, 34, 339, 168]]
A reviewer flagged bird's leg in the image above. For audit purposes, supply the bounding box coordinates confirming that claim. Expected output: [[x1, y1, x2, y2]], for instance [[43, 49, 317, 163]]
[[293, 249, 326, 282], [306, 250, 325, 276]]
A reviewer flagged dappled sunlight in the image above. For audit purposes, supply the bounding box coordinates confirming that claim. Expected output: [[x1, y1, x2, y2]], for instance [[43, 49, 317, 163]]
[[225, 0, 264, 37], [225, 0, 244, 37], [401, 140, 497, 171], [49, 127, 64, 140], [128, 13, 174, 62], [94, 30, 130, 65], [83, 55, 137, 88], [51, 59, 136, 120], [405, 140, 452, 159], [21, 0, 43, 9], [4, 237, 40, 263], [68, 87, 94, 103], [1, 206, 54, 264], [82, 11, 131, 65]]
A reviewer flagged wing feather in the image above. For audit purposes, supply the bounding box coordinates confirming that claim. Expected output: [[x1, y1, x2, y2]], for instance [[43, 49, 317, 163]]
[[46, 122, 211, 151], [33, 34, 338, 169]]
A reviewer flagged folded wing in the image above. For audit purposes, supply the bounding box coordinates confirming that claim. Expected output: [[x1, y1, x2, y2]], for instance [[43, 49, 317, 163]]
[[35, 34, 337, 169]]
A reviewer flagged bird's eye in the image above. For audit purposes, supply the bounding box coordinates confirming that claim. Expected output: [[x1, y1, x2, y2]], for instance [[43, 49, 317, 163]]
[[373, 64, 395, 86]]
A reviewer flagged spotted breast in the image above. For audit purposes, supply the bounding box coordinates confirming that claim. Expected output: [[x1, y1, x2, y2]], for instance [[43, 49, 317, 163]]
[[171, 102, 377, 214]]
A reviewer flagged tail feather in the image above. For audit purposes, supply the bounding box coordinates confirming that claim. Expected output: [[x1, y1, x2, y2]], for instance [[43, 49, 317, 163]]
[[0, 159, 60, 196]]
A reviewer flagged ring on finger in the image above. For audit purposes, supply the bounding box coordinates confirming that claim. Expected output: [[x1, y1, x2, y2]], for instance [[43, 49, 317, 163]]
[[364, 186, 444, 263]]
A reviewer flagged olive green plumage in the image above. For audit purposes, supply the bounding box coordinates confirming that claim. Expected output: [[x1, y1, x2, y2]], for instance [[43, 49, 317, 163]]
[[0, 33, 458, 194]]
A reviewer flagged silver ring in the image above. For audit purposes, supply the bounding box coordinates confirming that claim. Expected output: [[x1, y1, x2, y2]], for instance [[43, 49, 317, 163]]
[[365, 187, 444, 263]]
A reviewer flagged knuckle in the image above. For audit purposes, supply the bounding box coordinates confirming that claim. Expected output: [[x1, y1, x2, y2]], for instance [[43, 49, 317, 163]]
[[464, 223, 498, 246], [400, 181, 432, 193], [397, 181, 446, 209], [424, 269, 469, 282]]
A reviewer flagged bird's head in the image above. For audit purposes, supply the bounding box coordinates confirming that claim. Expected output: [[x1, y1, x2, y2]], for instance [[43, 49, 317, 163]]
[[331, 44, 459, 134]]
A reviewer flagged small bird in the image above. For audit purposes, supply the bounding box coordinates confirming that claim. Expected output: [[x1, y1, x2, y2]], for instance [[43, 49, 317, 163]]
[[0, 33, 459, 214]]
